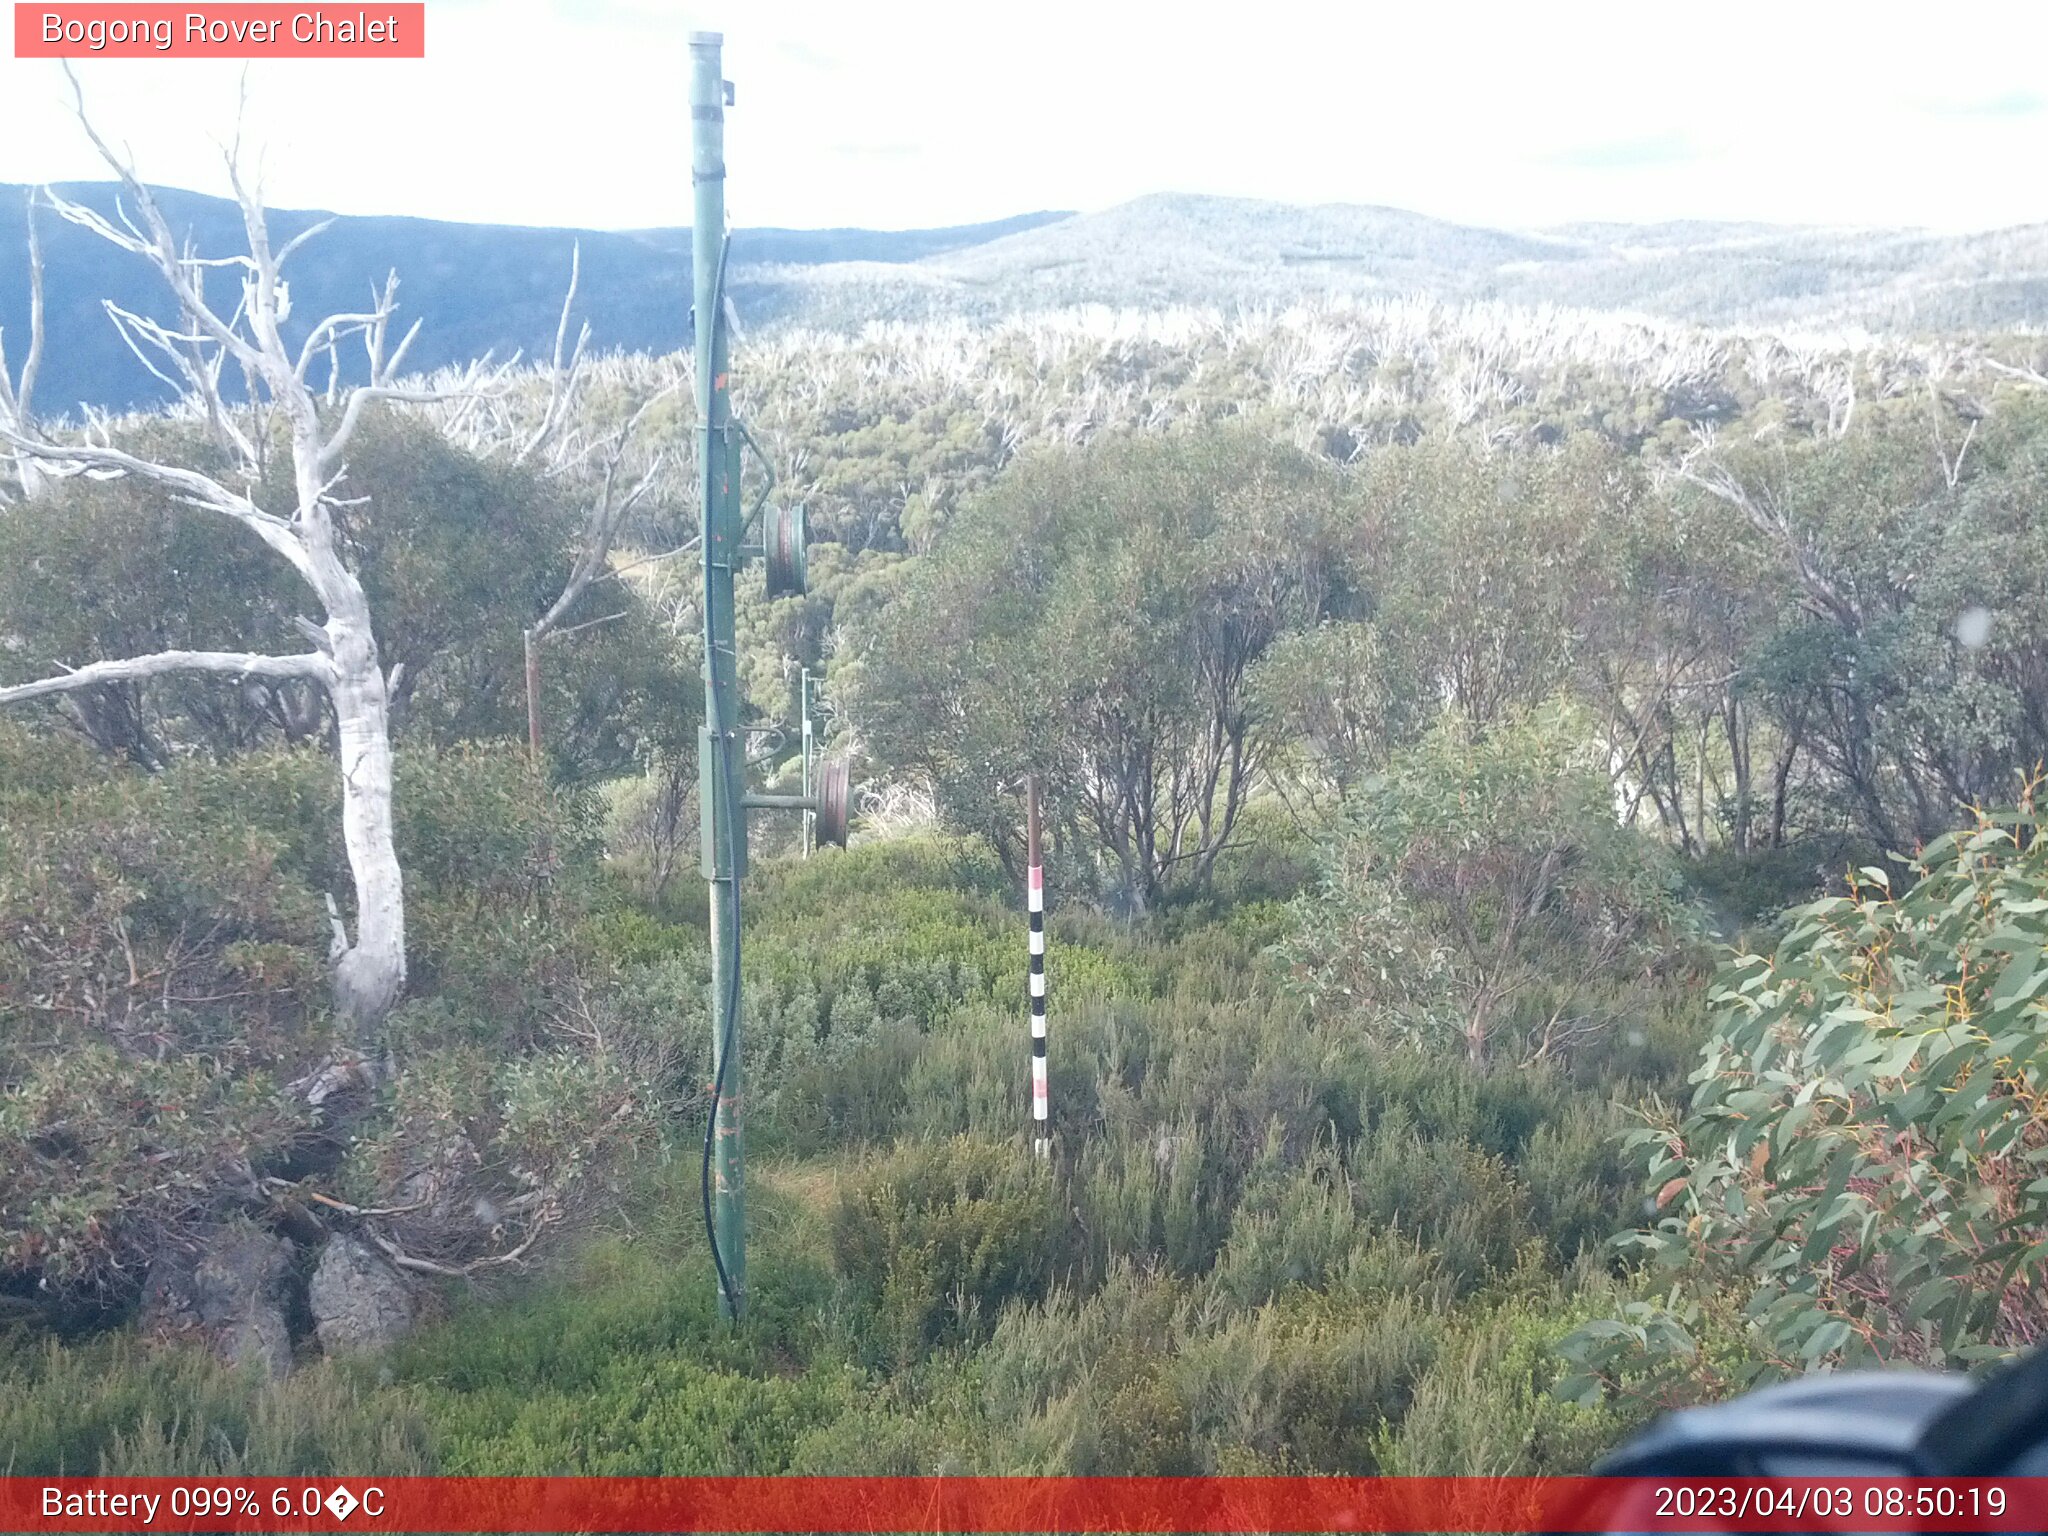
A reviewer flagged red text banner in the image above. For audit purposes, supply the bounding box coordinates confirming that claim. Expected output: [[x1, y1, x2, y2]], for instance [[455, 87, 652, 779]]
[[14, 5, 425, 58], [2, 1476, 2044, 1533]]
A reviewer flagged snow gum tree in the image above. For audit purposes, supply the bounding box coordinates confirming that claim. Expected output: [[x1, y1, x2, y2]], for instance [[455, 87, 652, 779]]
[[0, 85, 470, 1032]]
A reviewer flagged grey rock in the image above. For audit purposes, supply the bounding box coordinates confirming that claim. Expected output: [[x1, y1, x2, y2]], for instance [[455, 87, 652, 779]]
[[140, 1223, 294, 1379], [308, 1233, 415, 1356]]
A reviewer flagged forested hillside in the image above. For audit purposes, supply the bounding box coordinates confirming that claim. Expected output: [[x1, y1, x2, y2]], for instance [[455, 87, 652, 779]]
[[0, 183, 1068, 413], [11, 180, 2048, 415], [755, 195, 2048, 335], [7, 159, 2048, 1478]]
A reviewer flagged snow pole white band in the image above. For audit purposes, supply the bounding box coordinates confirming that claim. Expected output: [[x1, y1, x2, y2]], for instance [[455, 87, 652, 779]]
[[1026, 776, 1047, 1157], [1029, 865, 1046, 1135]]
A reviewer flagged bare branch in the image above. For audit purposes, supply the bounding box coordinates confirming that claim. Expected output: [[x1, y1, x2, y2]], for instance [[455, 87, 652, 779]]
[[42, 187, 279, 464], [221, 141, 288, 369], [273, 215, 335, 272], [0, 189, 48, 500], [1948, 419, 1977, 490], [382, 316, 424, 385], [324, 893, 350, 960], [0, 427, 315, 580], [1986, 358, 2048, 390], [366, 1223, 547, 1279], [40, 186, 153, 260], [528, 384, 678, 644], [51, 71, 270, 384], [21, 193, 45, 417], [0, 190, 47, 425], [1674, 453, 1859, 630], [293, 309, 387, 384], [320, 384, 461, 473], [101, 302, 194, 396], [1, 425, 266, 516], [101, 301, 263, 463], [549, 243, 581, 377], [261, 1175, 427, 1220], [599, 532, 701, 584], [550, 609, 630, 640], [359, 272, 397, 379], [0, 649, 329, 707], [516, 244, 590, 465]]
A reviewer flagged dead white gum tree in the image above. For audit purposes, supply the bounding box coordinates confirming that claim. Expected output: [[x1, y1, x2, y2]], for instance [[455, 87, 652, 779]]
[[438, 245, 682, 755], [0, 79, 473, 1031], [0, 189, 48, 503]]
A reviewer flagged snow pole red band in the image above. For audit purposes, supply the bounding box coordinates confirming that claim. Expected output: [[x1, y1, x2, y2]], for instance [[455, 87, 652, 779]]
[[4, 1477, 2039, 1532]]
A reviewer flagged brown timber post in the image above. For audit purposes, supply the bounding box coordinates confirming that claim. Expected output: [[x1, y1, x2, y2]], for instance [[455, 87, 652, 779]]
[[523, 627, 543, 756]]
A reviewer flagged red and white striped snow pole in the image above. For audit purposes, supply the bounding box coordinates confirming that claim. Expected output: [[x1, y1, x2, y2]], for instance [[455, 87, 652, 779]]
[[1027, 776, 1048, 1157]]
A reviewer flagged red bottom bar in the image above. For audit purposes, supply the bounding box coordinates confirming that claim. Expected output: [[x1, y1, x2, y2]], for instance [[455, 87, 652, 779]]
[[3, 1476, 2042, 1534]]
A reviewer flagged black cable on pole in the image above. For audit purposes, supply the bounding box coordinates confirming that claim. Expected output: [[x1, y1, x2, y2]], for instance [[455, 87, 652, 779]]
[[700, 232, 743, 1319], [701, 726, 744, 1316]]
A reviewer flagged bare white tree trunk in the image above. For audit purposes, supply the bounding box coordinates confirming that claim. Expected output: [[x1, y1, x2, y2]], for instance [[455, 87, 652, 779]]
[[331, 644, 406, 1024], [0, 74, 478, 1032], [0, 190, 48, 503], [438, 247, 679, 755]]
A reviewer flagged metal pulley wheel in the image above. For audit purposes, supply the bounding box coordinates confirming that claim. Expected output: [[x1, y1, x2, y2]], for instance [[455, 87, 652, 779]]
[[763, 502, 808, 597], [814, 756, 851, 847]]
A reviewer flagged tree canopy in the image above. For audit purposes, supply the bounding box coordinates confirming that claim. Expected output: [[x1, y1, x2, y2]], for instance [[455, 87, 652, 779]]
[[851, 426, 1342, 911]]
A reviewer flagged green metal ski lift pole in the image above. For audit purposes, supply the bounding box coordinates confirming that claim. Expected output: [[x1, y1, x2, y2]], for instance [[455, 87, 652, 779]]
[[691, 31, 850, 1321]]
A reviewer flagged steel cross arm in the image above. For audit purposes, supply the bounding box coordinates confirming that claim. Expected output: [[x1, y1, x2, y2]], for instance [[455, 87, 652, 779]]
[[740, 792, 821, 813]]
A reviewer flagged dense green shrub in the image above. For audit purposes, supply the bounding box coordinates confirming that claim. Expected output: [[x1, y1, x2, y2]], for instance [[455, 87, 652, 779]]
[[972, 1262, 1192, 1470], [0, 728, 331, 1300], [851, 427, 1344, 912], [1565, 800, 2048, 1404], [1346, 1116, 1530, 1296], [0, 729, 664, 1313], [1208, 1153, 1440, 1312], [783, 1395, 991, 1475], [1281, 704, 1692, 1067], [0, 1334, 433, 1475], [21, 309, 2048, 1487], [1516, 1102, 1638, 1266], [1377, 1291, 1635, 1474], [1069, 1118, 1221, 1281], [0, 412, 693, 781], [1177, 1289, 1446, 1472], [737, 838, 1162, 1154], [831, 1136, 1065, 1370], [2, 799, 1680, 1474], [974, 1259, 1448, 1475], [423, 1354, 858, 1475]]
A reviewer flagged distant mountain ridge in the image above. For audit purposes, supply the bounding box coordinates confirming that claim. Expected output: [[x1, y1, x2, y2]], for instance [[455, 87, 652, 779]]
[[0, 184, 1070, 414], [754, 193, 2048, 335], [4, 184, 2046, 414]]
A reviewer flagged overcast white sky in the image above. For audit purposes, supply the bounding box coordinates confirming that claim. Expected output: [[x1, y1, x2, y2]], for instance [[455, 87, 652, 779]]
[[2, 0, 2045, 234]]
